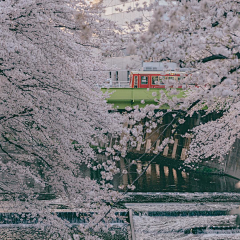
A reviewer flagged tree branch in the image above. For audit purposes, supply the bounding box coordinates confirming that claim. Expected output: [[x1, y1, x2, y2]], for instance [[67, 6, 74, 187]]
[[200, 54, 228, 63]]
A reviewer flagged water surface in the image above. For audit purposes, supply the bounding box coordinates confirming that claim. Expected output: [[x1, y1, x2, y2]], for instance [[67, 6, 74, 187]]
[[112, 159, 240, 193]]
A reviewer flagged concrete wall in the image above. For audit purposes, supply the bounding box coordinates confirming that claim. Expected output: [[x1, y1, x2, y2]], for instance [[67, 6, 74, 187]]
[[223, 138, 240, 179]]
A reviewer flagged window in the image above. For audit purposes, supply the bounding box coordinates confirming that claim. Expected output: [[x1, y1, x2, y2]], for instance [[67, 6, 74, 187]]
[[127, 71, 130, 82], [152, 76, 158, 85], [116, 71, 118, 81], [109, 72, 111, 79], [159, 76, 165, 84], [134, 76, 138, 88], [141, 76, 148, 84]]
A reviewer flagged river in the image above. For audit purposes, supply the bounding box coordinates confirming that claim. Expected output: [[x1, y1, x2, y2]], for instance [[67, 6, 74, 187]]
[[110, 158, 240, 239], [111, 159, 240, 193]]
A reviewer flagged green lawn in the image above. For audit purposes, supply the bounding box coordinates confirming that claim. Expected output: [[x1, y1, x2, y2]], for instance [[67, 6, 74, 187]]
[[101, 88, 185, 109]]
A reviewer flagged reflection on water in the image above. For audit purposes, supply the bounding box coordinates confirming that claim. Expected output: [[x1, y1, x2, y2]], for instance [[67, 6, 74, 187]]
[[112, 159, 240, 193]]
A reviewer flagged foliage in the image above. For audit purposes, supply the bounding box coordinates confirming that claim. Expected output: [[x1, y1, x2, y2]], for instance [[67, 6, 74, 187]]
[[122, 0, 240, 167], [0, 0, 123, 238], [1, 0, 239, 237]]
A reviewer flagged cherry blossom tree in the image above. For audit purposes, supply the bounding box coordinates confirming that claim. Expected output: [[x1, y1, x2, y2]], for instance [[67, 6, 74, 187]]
[[120, 0, 240, 173], [0, 0, 124, 238]]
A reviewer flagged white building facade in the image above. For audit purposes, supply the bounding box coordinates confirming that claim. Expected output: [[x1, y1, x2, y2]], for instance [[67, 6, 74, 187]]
[[102, 0, 152, 85], [102, 0, 170, 86]]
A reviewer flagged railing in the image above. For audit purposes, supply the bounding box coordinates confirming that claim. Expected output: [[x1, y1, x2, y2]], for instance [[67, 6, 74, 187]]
[[111, 81, 130, 88], [100, 80, 130, 88]]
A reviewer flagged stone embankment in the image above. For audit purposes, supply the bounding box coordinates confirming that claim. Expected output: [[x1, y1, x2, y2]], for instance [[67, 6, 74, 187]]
[[222, 139, 240, 179], [106, 111, 240, 180]]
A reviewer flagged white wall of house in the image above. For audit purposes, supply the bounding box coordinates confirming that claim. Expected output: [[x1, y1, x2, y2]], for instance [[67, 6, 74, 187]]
[[105, 55, 142, 84], [102, 0, 169, 84], [102, 0, 152, 84]]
